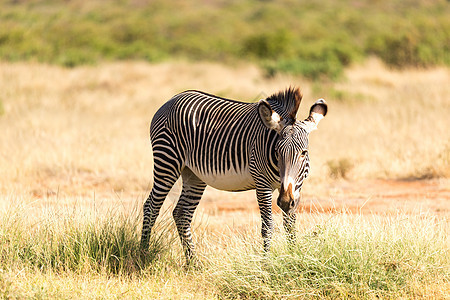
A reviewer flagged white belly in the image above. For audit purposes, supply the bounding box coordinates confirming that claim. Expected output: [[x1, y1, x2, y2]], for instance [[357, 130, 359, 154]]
[[188, 165, 255, 192]]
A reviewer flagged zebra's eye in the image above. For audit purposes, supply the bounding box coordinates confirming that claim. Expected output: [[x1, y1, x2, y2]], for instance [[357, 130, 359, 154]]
[[282, 131, 289, 138]]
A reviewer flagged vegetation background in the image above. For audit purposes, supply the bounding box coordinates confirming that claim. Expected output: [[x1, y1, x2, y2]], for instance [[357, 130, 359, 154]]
[[1, 0, 449, 78], [0, 0, 449, 298]]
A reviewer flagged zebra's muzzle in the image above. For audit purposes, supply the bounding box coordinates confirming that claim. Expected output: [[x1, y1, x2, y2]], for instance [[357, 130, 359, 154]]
[[277, 183, 297, 214]]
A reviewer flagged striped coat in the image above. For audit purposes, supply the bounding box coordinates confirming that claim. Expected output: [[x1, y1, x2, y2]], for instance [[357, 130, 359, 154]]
[[141, 88, 327, 263]]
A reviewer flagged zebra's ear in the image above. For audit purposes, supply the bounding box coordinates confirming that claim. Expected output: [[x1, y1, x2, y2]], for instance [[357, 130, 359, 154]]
[[258, 99, 285, 134], [302, 99, 328, 133]]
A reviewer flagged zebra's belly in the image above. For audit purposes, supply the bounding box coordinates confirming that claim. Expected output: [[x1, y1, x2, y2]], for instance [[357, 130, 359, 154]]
[[188, 166, 255, 192]]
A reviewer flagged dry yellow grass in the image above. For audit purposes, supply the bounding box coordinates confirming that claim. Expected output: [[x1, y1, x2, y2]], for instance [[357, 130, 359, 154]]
[[0, 61, 298, 200], [1, 59, 449, 219], [1, 59, 448, 200], [0, 59, 448, 226], [324, 59, 450, 180]]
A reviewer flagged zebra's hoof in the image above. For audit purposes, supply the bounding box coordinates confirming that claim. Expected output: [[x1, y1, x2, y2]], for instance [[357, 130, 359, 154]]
[[183, 257, 203, 272]]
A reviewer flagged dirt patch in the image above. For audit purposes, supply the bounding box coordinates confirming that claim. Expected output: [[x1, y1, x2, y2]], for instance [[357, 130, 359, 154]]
[[199, 179, 450, 216], [16, 178, 449, 220]]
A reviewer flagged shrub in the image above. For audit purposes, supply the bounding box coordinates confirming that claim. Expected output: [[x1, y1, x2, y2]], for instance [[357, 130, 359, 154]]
[[327, 158, 353, 179], [0, 0, 449, 75], [242, 30, 291, 59], [366, 15, 450, 68], [266, 57, 343, 81]]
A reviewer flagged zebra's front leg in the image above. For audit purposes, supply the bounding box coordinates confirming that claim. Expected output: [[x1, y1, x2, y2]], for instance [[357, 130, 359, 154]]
[[256, 185, 274, 252], [283, 213, 296, 246], [173, 168, 206, 265]]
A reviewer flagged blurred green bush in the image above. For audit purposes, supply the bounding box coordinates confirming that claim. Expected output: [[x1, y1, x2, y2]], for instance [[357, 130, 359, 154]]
[[0, 0, 448, 79]]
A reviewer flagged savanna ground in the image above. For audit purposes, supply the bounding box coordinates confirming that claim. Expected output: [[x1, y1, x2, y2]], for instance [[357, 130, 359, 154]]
[[0, 59, 449, 299]]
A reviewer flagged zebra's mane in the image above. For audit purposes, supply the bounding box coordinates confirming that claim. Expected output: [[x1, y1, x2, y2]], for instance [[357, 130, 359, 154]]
[[266, 87, 303, 125]]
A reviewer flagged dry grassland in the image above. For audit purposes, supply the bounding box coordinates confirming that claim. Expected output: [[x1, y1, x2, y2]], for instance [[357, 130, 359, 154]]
[[0, 58, 448, 211], [0, 59, 449, 298]]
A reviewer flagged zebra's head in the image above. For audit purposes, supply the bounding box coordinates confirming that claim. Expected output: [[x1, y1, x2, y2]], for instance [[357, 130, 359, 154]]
[[258, 89, 327, 215]]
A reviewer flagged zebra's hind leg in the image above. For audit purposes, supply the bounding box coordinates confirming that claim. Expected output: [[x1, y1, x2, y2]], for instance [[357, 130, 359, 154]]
[[173, 168, 206, 265], [140, 169, 182, 251]]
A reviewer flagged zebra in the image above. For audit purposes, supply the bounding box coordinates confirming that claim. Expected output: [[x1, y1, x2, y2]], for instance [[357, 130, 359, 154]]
[[140, 87, 327, 263]]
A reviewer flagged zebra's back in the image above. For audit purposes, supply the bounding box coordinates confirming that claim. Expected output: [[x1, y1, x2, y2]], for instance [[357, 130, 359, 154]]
[[151, 90, 267, 191]]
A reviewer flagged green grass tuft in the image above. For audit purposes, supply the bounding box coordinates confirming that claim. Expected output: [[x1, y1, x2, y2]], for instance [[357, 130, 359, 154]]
[[0, 203, 176, 275], [210, 213, 449, 299]]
